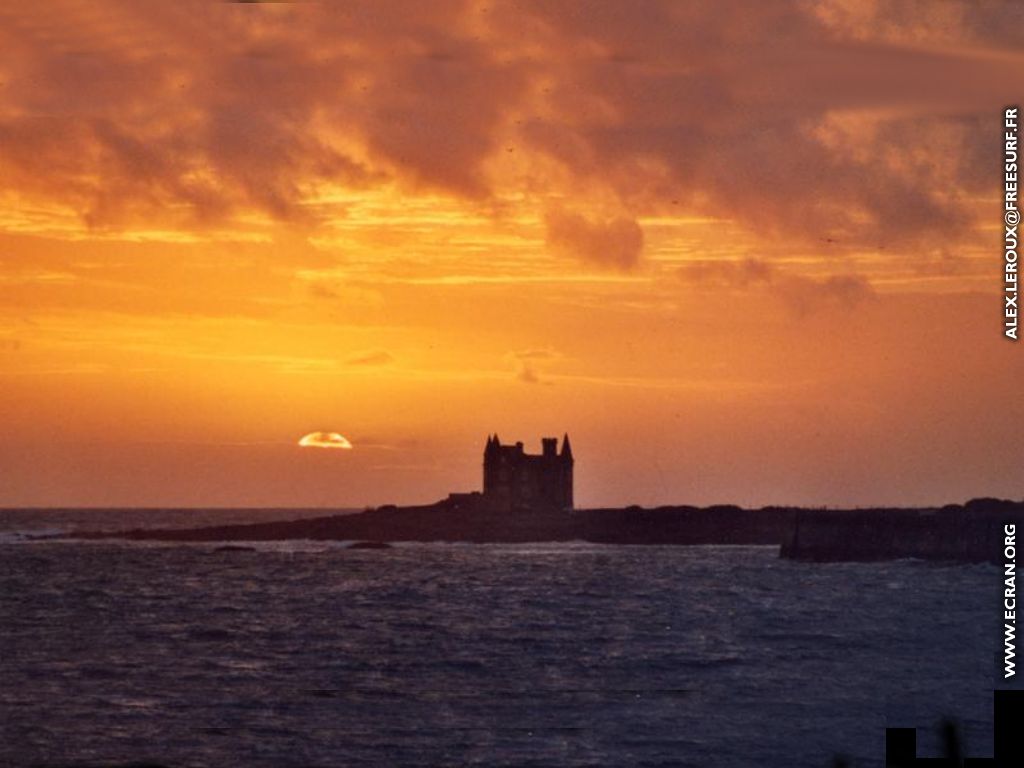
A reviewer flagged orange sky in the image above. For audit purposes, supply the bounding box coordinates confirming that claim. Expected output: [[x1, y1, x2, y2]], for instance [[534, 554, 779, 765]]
[[0, 0, 1022, 508]]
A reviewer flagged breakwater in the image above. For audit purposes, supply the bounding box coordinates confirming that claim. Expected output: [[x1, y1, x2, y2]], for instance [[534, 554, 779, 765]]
[[779, 498, 1024, 563]]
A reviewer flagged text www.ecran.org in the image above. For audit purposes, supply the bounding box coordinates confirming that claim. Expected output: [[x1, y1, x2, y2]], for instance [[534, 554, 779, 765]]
[[1005, 524, 1016, 679]]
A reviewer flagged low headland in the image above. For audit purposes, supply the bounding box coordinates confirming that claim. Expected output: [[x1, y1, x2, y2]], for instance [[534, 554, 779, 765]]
[[64, 495, 1024, 564]]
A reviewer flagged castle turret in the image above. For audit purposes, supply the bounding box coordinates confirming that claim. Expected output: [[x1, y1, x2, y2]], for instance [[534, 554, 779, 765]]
[[560, 434, 574, 509], [483, 434, 500, 498], [560, 433, 573, 460]]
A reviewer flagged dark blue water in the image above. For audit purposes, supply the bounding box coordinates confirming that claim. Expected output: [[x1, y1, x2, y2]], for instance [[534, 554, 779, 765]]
[[0, 511, 1000, 767]]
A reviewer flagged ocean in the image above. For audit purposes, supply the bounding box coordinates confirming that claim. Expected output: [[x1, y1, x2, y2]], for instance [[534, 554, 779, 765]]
[[0, 509, 999, 767]]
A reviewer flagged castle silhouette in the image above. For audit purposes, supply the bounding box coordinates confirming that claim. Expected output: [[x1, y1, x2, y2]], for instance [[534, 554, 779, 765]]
[[483, 436, 573, 514], [455, 434, 574, 512]]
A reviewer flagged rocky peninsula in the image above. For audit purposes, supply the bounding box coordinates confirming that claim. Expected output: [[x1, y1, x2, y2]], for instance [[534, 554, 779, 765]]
[[67, 496, 1024, 563]]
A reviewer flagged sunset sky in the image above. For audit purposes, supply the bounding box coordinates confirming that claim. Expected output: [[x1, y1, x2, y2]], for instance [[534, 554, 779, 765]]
[[1, 0, 1022, 508]]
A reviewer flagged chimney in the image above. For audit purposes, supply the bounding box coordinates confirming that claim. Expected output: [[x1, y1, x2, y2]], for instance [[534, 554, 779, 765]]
[[542, 437, 558, 457]]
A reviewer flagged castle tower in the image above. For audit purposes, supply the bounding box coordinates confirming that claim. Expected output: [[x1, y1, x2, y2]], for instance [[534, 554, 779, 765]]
[[482, 434, 574, 511]]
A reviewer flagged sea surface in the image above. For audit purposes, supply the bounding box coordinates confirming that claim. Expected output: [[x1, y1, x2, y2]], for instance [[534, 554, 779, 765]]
[[0, 509, 1001, 767]]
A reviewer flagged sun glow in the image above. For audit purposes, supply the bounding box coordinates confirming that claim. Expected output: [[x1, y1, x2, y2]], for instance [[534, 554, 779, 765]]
[[298, 432, 353, 450]]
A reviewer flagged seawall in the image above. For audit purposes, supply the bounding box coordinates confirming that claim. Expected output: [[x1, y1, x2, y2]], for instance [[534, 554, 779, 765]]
[[779, 499, 1024, 563]]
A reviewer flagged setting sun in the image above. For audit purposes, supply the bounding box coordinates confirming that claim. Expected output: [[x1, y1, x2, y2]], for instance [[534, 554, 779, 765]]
[[298, 432, 353, 450]]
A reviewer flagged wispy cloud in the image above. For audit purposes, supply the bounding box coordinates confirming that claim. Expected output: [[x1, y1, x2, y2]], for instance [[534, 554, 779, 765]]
[[678, 257, 876, 315]]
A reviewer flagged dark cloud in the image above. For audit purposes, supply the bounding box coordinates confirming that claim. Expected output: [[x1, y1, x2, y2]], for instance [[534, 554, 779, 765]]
[[0, 0, 1016, 253], [545, 209, 644, 270], [678, 257, 775, 287], [505, 0, 1017, 251], [776, 273, 876, 315]]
